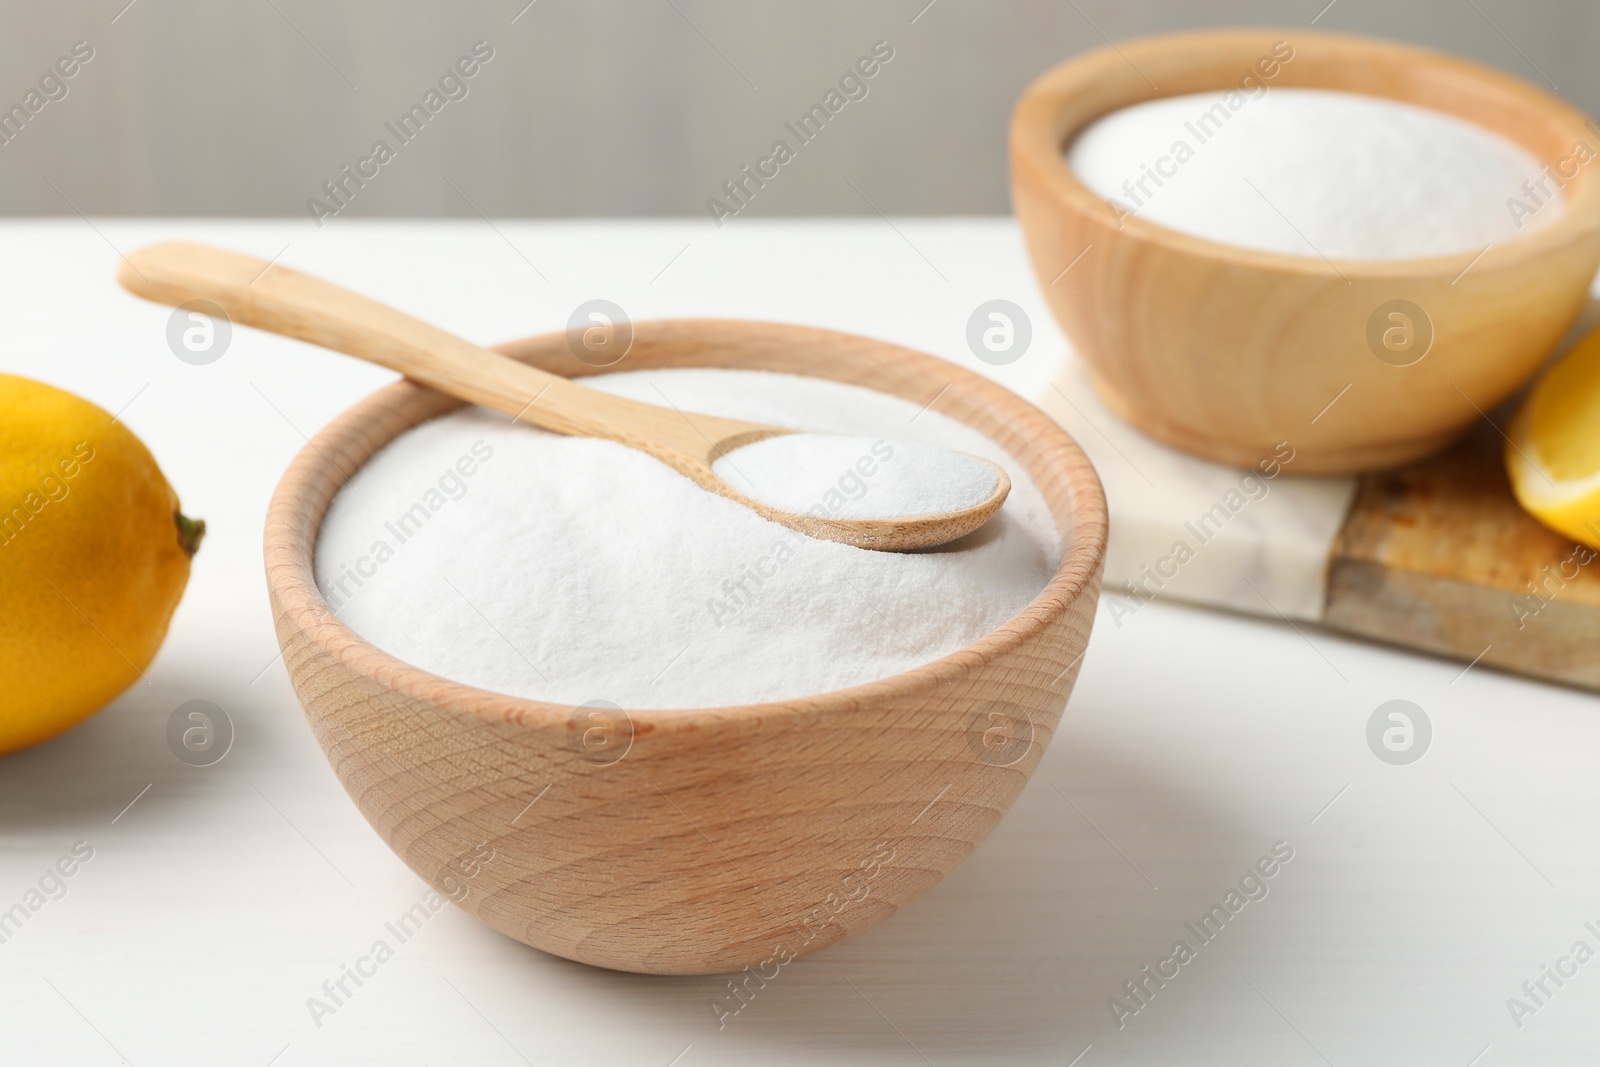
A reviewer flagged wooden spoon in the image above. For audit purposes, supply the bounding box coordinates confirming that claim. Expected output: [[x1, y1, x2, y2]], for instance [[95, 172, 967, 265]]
[[118, 241, 1010, 550]]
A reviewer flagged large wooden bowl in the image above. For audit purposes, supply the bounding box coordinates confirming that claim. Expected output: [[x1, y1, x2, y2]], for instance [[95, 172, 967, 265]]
[[1012, 28, 1600, 473], [264, 319, 1107, 975]]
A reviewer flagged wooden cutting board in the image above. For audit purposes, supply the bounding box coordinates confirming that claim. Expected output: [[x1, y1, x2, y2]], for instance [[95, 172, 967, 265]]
[[1022, 298, 1600, 693], [1324, 419, 1600, 689]]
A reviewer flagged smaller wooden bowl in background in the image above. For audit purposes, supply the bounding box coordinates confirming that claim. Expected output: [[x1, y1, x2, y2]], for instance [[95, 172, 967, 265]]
[[265, 319, 1107, 975], [1011, 28, 1600, 473]]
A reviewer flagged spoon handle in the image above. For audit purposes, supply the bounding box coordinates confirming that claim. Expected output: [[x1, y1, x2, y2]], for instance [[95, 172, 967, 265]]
[[118, 241, 763, 462]]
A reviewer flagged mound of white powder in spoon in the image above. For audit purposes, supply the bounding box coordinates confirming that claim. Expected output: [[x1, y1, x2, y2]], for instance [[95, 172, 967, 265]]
[[315, 368, 1059, 709], [714, 433, 1000, 518], [1068, 87, 1559, 259]]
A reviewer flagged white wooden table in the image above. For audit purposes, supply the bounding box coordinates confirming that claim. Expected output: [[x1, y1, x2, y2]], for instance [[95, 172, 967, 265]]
[[0, 219, 1595, 1065]]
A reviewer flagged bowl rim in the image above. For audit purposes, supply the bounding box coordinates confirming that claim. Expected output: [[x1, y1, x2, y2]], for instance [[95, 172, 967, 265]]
[[264, 318, 1108, 734], [1011, 26, 1600, 279]]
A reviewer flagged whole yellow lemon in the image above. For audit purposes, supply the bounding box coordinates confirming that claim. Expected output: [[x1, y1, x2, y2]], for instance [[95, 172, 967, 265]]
[[0, 373, 202, 754]]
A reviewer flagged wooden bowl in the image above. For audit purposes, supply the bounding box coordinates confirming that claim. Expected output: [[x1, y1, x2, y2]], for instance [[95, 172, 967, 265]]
[[264, 319, 1107, 975], [1011, 28, 1600, 473]]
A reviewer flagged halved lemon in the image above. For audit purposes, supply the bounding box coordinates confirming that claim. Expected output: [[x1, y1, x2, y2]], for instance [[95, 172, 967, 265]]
[[1507, 327, 1600, 548]]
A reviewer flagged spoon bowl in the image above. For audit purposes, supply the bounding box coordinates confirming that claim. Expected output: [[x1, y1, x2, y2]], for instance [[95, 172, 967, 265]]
[[709, 435, 1013, 551]]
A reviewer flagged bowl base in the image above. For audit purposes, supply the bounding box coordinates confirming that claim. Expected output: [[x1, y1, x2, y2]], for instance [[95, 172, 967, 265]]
[[1081, 369, 1464, 475]]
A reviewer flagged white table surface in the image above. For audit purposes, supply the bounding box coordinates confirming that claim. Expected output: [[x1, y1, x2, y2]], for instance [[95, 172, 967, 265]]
[[1, 218, 1597, 1066]]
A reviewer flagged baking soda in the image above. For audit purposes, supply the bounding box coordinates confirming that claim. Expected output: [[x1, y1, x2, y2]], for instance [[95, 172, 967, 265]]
[[713, 433, 998, 519], [316, 369, 1059, 708], [1068, 87, 1560, 259]]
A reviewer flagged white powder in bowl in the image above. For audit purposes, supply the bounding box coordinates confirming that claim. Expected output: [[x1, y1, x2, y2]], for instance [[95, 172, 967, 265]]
[[315, 368, 1060, 709], [1067, 87, 1559, 259], [713, 433, 999, 519]]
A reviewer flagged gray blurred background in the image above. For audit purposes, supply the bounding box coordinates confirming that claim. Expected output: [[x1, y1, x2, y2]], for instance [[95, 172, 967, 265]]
[[0, 0, 1594, 218]]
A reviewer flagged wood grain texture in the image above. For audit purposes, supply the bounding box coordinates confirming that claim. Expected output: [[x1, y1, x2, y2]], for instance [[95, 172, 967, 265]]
[[1325, 421, 1600, 689], [263, 319, 1107, 975], [1010, 28, 1600, 473], [120, 242, 1009, 551]]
